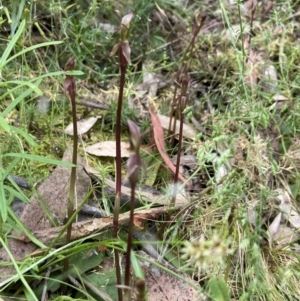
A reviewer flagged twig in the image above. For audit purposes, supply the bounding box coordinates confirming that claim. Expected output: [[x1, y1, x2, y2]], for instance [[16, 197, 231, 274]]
[[18, 207, 181, 246]]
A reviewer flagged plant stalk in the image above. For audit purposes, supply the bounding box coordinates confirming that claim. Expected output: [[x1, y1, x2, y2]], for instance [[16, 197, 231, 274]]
[[113, 42, 128, 301], [62, 57, 78, 280]]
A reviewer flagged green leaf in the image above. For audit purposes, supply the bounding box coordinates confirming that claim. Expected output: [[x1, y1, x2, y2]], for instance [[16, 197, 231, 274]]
[[70, 251, 104, 275], [0, 19, 26, 69], [32, 70, 84, 79], [5, 81, 43, 96], [0, 168, 8, 222], [2, 157, 21, 178], [85, 268, 118, 301], [131, 250, 144, 279], [10, 126, 39, 147], [5, 41, 63, 65], [1, 78, 43, 117], [208, 277, 231, 301], [0, 116, 11, 133], [3, 153, 75, 167], [5, 185, 30, 204]]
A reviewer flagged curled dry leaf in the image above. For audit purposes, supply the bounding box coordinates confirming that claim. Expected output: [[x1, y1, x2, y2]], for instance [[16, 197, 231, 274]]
[[65, 116, 100, 136], [86, 141, 131, 157], [149, 107, 188, 184]]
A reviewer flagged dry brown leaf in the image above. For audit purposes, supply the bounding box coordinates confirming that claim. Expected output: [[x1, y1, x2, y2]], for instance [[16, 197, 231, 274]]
[[133, 213, 148, 229], [268, 212, 282, 240], [85, 141, 131, 157], [149, 107, 188, 184], [276, 189, 300, 229], [157, 114, 197, 140], [273, 225, 299, 246], [272, 94, 288, 101], [65, 116, 100, 136]]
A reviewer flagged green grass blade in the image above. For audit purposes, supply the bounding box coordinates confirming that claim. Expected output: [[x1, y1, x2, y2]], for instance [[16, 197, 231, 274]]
[[5, 41, 63, 65], [31, 70, 85, 80], [10, 0, 25, 36], [0, 168, 8, 222], [208, 277, 231, 301], [5, 80, 43, 96], [2, 157, 21, 178], [1, 79, 42, 117], [0, 19, 26, 69], [0, 116, 11, 133], [131, 251, 144, 279], [10, 126, 39, 147], [3, 153, 75, 167]]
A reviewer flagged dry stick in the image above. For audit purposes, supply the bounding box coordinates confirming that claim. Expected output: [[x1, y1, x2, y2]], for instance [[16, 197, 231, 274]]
[[19, 207, 180, 246]]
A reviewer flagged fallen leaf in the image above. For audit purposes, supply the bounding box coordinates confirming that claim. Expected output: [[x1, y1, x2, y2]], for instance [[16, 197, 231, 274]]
[[149, 107, 188, 184], [276, 189, 300, 228], [272, 94, 288, 101], [268, 212, 282, 239], [273, 225, 299, 246], [65, 116, 100, 136], [85, 141, 131, 157], [133, 214, 147, 229], [157, 114, 197, 140]]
